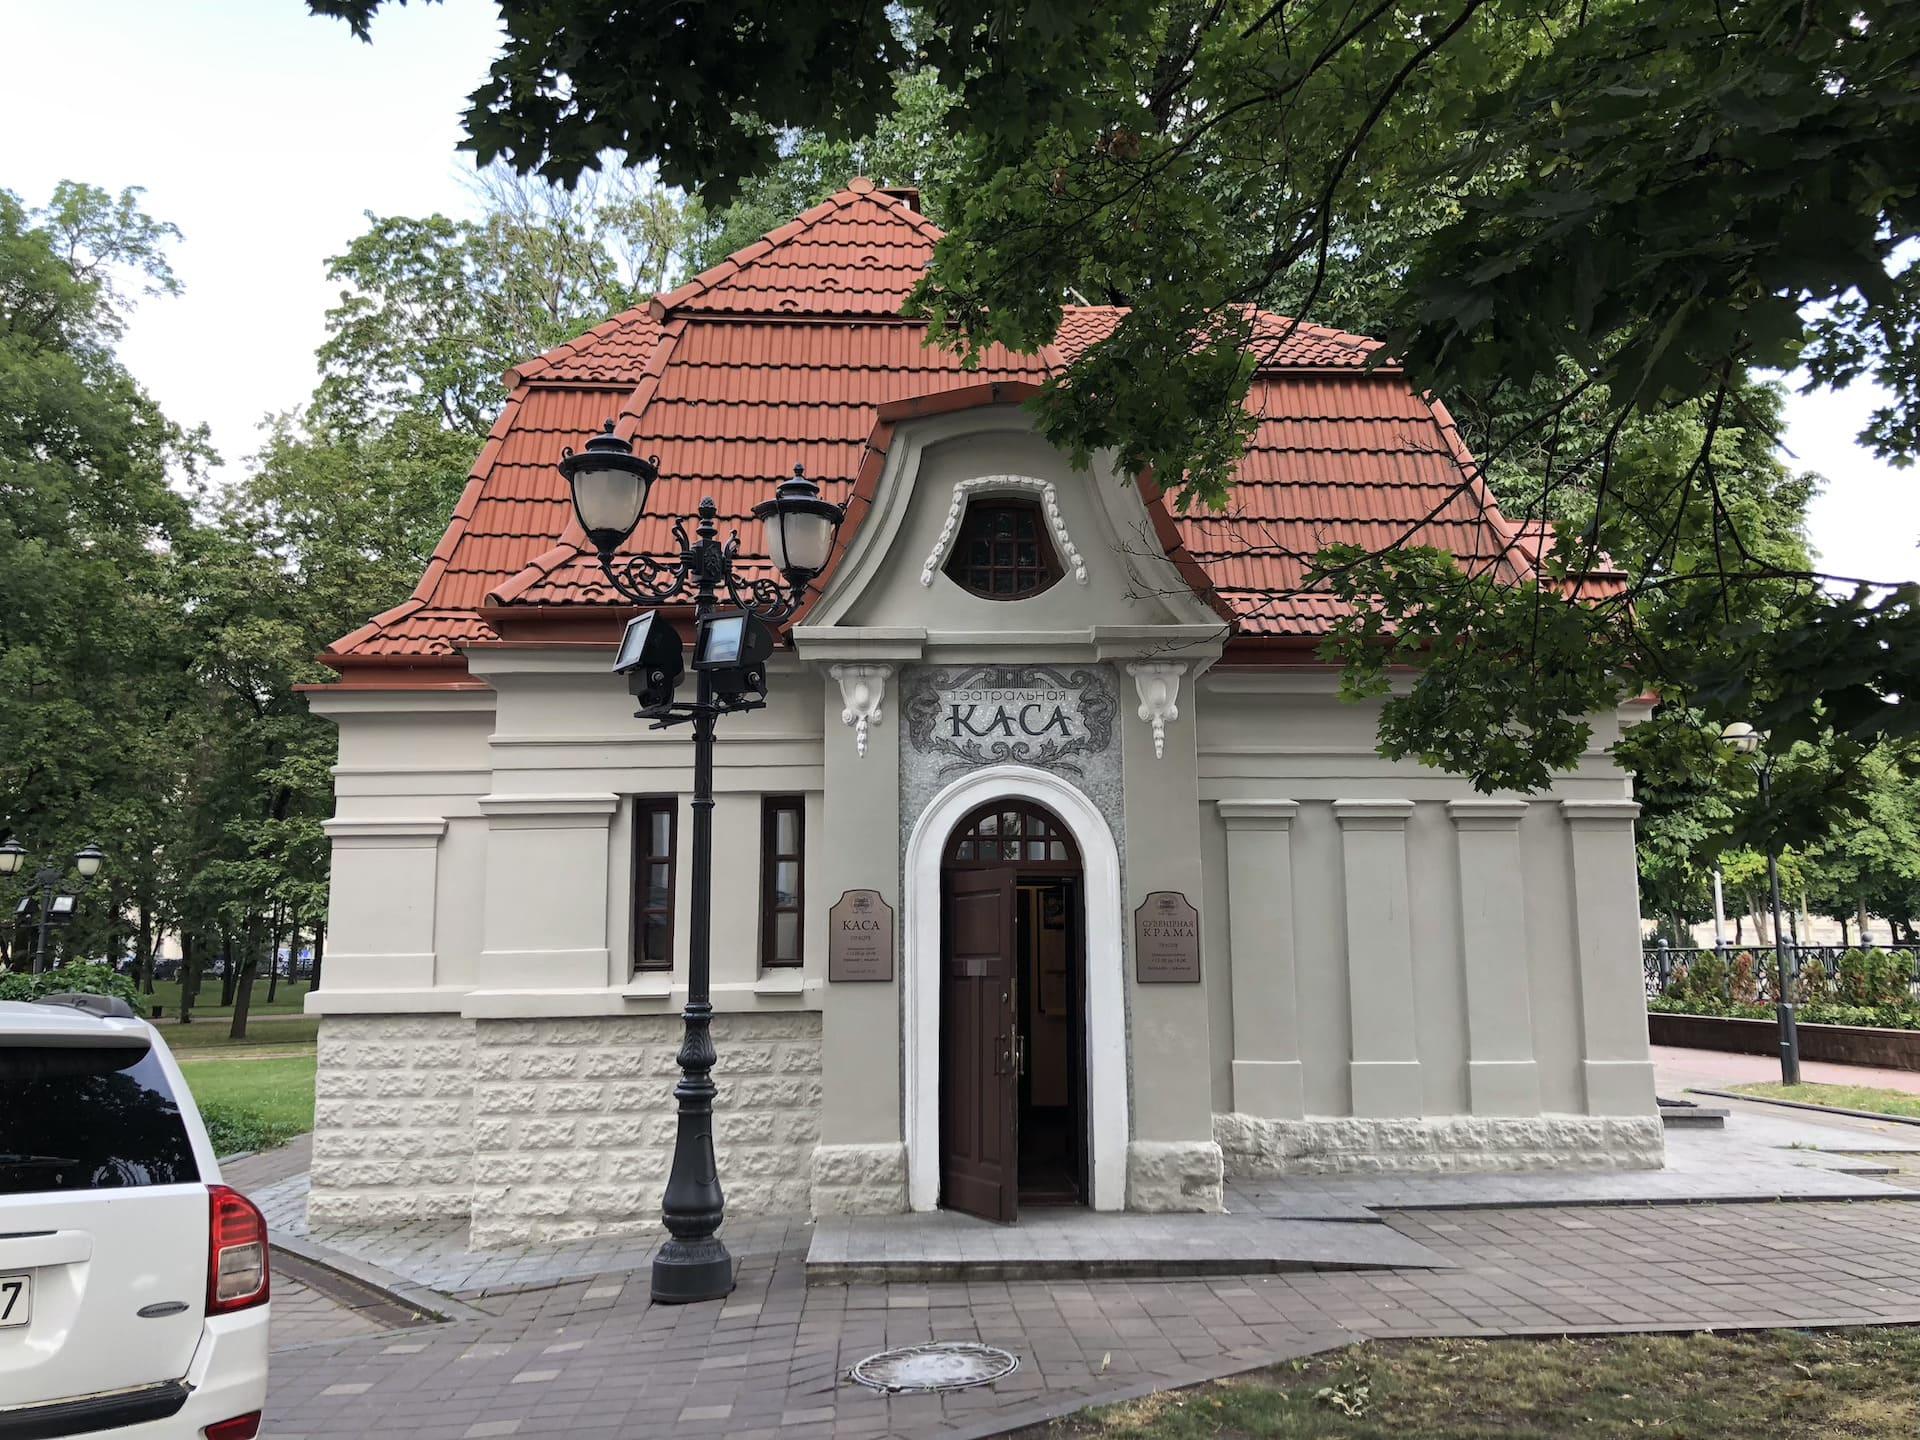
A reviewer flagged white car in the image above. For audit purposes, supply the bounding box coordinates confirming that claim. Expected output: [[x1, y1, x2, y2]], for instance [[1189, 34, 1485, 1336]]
[[0, 994, 270, 1438]]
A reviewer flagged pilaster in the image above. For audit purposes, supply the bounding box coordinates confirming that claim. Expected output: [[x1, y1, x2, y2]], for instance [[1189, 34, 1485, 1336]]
[[476, 794, 619, 989], [1217, 800, 1304, 1118], [321, 818, 447, 991], [1333, 799, 1421, 1116], [817, 669, 904, 1147], [1562, 799, 1658, 1115], [1447, 799, 1541, 1116]]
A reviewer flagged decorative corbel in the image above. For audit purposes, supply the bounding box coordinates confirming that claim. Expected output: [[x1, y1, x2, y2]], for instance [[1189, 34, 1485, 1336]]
[[1127, 662, 1187, 760], [829, 664, 890, 759]]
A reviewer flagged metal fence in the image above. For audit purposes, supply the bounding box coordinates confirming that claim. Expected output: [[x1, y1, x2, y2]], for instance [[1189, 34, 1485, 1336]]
[[1643, 942, 1920, 1007]]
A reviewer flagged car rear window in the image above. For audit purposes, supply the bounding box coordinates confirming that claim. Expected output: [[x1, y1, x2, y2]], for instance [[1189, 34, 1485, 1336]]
[[0, 1042, 199, 1193]]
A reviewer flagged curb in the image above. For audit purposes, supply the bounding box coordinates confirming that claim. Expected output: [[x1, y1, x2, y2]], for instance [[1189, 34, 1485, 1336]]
[[1687, 1086, 1920, 1130], [269, 1231, 494, 1325]]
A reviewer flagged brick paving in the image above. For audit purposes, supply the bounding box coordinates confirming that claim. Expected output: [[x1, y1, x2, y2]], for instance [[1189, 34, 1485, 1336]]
[[241, 1103, 1920, 1433], [263, 1197, 1920, 1439], [1653, 1042, 1920, 1096], [252, 1109, 1920, 1303]]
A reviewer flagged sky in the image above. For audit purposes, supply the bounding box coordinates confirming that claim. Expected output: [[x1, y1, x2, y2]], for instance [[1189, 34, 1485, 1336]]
[[5, 0, 1916, 588]]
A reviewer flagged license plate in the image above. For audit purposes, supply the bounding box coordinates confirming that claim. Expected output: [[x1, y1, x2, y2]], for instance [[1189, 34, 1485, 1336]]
[[0, 1274, 28, 1328]]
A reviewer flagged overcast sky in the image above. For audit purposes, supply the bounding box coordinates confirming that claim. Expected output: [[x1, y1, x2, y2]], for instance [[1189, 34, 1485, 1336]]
[[6, 0, 1914, 587]]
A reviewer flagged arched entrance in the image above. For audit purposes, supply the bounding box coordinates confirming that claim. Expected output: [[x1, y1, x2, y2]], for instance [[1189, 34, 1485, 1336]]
[[903, 764, 1128, 1215], [939, 800, 1086, 1222]]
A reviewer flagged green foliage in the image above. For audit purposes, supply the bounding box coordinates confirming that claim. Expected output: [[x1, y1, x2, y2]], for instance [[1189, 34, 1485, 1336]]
[[0, 182, 209, 969], [312, 0, 1920, 819], [0, 961, 144, 1013], [177, 1053, 316, 1156], [688, 71, 966, 271], [318, 164, 693, 436], [1835, 947, 1915, 1009], [1653, 947, 1920, 1027]]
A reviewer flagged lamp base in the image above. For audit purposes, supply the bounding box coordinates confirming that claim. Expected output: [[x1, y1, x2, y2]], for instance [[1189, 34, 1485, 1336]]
[[650, 1236, 735, 1305]]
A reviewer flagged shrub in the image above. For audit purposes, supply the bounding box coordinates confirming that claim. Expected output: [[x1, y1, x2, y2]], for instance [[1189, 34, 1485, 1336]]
[[198, 1103, 305, 1158], [1794, 957, 1830, 1005], [0, 962, 145, 1014], [1729, 951, 1760, 1005]]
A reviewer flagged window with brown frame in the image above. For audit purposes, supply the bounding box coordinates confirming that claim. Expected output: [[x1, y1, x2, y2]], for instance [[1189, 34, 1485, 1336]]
[[943, 497, 1063, 600], [760, 796, 805, 969], [631, 798, 677, 973]]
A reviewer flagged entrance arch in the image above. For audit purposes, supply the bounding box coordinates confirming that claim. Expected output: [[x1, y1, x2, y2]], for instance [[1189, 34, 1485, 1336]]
[[905, 765, 1128, 1212]]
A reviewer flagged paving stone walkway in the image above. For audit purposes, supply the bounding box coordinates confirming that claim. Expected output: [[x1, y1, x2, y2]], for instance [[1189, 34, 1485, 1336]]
[[264, 1197, 1920, 1439], [242, 1106, 1920, 1435], [255, 1108, 1920, 1301]]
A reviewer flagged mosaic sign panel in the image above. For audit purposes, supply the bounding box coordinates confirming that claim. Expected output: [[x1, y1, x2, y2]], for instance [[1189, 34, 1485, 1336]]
[[902, 665, 1117, 777]]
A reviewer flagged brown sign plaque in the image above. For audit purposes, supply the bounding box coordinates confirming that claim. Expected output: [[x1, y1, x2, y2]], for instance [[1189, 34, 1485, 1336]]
[[1134, 891, 1201, 983], [828, 889, 896, 982]]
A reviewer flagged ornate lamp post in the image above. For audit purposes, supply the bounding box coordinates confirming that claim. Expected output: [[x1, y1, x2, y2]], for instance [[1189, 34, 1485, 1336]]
[[0, 840, 105, 974], [1721, 722, 1800, 1085], [558, 422, 843, 1304]]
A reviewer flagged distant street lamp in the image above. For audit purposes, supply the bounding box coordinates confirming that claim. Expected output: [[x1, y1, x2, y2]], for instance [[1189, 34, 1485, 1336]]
[[0, 840, 106, 974], [559, 422, 844, 1304], [1721, 723, 1800, 1085]]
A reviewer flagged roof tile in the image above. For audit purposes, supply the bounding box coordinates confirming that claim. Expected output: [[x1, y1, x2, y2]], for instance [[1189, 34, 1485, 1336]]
[[326, 180, 1526, 669]]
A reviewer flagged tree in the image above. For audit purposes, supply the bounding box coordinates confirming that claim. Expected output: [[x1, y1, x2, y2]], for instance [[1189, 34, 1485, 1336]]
[[1805, 749, 1920, 943], [0, 182, 209, 968], [317, 163, 695, 437], [314, 0, 1920, 808], [687, 70, 967, 270]]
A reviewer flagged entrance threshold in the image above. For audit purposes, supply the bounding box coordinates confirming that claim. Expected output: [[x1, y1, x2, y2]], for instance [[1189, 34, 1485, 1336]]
[[804, 1209, 1451, 1285]]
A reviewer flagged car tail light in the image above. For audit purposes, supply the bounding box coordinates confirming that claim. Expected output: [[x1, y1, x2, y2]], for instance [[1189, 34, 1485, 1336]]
[[206, 1185, 269, 1314], [204, 1413, 262, 1440]]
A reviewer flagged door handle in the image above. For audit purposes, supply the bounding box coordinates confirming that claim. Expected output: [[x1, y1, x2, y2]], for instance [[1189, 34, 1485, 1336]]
[[1012, 1030, 1026, 1078]]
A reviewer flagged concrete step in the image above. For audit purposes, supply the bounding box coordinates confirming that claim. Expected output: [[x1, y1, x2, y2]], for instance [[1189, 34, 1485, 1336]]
[[1659, 1098, 1728, 1129], [805, 1210, 1453, 1284]]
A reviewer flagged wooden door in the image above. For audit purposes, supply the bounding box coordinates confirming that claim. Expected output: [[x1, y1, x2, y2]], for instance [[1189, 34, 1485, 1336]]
[[940, 867, 1018, 1223]]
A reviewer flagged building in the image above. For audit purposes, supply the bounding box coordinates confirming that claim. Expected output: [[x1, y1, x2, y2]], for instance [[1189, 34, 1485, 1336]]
[[305, 181, 1661, 1248]]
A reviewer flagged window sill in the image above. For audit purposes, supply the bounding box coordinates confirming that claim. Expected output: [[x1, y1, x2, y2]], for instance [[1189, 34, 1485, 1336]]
[[752, 970, 807, 997], [621, 974, 675, 1000]]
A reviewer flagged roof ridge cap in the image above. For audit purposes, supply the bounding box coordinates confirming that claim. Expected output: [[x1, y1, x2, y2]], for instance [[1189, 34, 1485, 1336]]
[[650, 183, 943, 321], [487, 540, 591, 607], [650, 188, 867, 319], [506, 303, 661, 385]]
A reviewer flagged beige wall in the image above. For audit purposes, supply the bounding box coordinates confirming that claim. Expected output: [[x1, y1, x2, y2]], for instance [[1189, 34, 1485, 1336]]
[[307, 405, 1662, 1239], [1197, 671, 1659, 1149]]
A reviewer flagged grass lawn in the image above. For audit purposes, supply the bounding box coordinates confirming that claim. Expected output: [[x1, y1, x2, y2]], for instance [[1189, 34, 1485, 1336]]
[[144, 978, 312, 1017], [1029, 1331, 1920, 1439], [160, 1014, 319, 1051], [1728, 1081, 1920, 1120], [175, 1046, 316, 1156]]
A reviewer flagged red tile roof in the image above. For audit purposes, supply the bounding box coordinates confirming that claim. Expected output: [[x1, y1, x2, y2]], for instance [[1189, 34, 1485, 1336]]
[[323, 178, 1533, 679]]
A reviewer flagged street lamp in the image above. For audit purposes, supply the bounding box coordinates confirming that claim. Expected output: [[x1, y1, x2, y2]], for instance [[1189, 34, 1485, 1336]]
[[1, 841, 106, 974], [1722, 722, 1800, 1085], [559, 422, 844, 1304]]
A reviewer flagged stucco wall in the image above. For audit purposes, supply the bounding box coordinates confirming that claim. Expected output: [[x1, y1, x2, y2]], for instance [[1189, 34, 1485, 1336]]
[[1195, 671, 1662, 1176]]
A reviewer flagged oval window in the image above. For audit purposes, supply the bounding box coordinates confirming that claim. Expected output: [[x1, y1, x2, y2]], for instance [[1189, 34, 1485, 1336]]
[[943, 498, 1062, 600]]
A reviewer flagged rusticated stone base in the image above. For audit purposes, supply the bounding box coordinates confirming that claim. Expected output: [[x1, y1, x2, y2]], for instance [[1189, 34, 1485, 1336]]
[[1125, 1140, 1226, 1212], [1215, 1113, 1666, 1178], [309, 1014, 478, 1229], [306, 1011, 825, 1247], [469, 1012, 823, 1248], [810, 1143, 909, 1216]]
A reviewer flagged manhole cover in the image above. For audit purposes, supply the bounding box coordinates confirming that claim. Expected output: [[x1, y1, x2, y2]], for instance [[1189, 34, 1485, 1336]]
[[848, 1341, 1020, 1394]]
